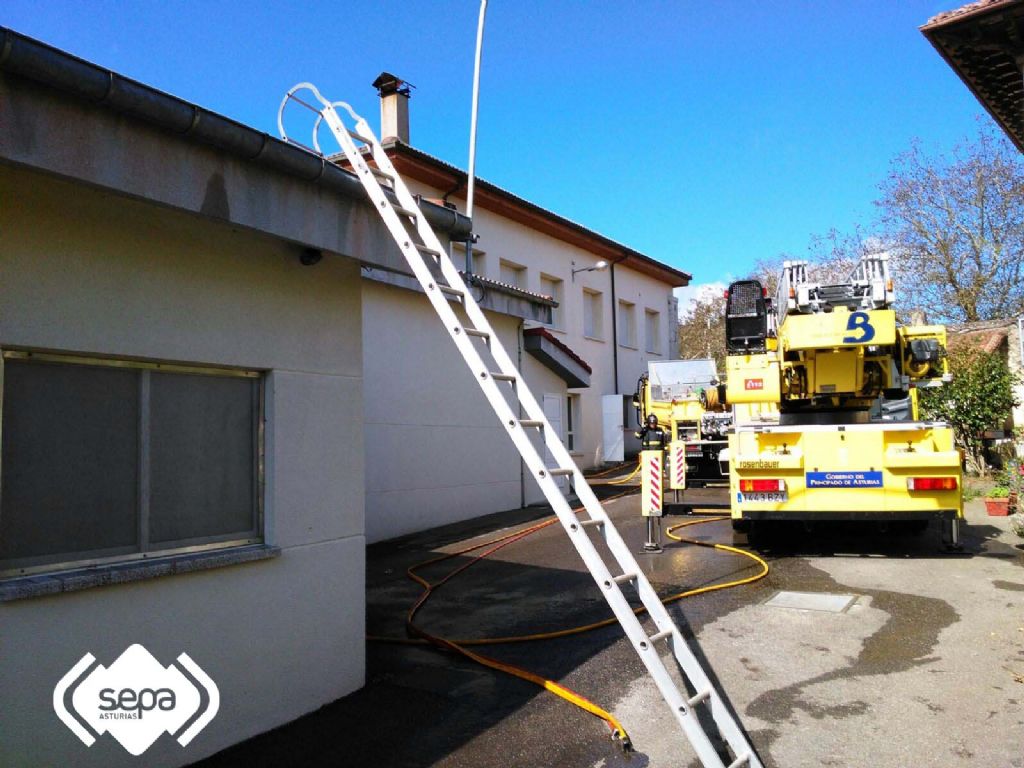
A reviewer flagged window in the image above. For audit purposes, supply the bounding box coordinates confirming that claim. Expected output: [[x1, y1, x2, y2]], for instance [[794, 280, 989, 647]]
[[618, 301, 637, 348], [566, 394, 581, 452], [0, 352, 262, 575], [539, 273, 564, 330], [583, 289, 603, 340], [499, 258, 526, 289], [452, 242, 486, 277], [645, 309, 662, 355]]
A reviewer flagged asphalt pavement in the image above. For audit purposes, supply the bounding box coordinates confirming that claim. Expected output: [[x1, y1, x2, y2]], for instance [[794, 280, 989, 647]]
[[192, 485, 1024, 768]]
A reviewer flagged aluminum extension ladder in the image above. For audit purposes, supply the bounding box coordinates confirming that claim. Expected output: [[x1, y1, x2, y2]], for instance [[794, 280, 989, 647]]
[[278, 83, 762, 768]]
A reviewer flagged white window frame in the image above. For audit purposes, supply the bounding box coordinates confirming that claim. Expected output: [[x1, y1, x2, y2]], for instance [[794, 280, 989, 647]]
[[566, 393, 581, 453], [583, 288, 604, 340], [499, 258, 526, 289], [618, 300, 637, 349], [452, 242, 486, 277], [0, 349, 265, 578], [540, 273, 565, 331], [645, 308, 662, 355]]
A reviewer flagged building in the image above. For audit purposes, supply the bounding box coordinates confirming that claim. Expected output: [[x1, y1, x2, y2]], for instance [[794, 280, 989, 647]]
[[0, 28, 473, 768], [358, 76, 689, 541], [0, 27, 690, 767]]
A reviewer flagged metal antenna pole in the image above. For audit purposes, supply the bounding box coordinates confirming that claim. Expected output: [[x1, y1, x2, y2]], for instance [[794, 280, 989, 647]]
[[465, 0, 488, 273]]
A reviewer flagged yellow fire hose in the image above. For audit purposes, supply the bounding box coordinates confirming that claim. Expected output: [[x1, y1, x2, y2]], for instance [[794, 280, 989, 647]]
[[605, 458, 642, 485], [368, 491, 769, 750]]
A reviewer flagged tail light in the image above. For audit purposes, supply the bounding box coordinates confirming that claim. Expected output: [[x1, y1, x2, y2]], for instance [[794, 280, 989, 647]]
[[907, 477, 958, 491], [740, 479, 785, 493]]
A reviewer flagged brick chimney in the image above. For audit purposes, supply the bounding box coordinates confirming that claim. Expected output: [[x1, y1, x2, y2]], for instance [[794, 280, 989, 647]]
[[372, 72, 412, 144]]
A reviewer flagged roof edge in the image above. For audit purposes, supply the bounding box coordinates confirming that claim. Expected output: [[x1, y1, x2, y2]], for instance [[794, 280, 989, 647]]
[[377, 140, 691, 287]]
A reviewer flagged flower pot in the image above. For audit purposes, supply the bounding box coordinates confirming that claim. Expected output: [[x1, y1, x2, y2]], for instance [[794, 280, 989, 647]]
[[985, 497, 1011, 516]]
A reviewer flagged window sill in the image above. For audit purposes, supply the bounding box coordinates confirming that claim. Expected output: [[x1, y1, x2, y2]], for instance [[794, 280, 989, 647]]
[[583, 335, 605, 343], [618, 343, 639, 351], [0, 544, 280, 602]]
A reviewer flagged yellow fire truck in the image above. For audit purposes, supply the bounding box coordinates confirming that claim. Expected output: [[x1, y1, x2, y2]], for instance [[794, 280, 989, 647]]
[[723, 255, 963, 547], [632, 359, 731, 488]]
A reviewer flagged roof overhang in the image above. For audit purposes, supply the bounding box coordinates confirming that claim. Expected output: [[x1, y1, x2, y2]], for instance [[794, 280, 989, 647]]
[[363, 267, 555, 323], [335, 141, 691, 288], [0, 27, 471, 273], [523, 327, 591, 388], [922, 0, 1024, 152]]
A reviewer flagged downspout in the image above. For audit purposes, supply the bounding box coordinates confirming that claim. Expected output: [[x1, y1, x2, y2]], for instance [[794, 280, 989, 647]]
[[610, 257, 627, 394], [518, 318, 527, 507]]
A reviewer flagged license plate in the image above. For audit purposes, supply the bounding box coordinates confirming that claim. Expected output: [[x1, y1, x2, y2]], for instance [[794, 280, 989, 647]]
[[741, 491, 787, 503]]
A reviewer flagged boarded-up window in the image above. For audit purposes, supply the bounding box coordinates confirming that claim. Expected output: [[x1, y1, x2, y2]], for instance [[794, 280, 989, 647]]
[[645, 309, 661, 354], [0, 354, 261, 574], [583, 289, 603, 339], [618, 301, 637, 348]]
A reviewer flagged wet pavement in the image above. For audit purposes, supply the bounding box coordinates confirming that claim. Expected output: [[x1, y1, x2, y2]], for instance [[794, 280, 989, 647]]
[[192, 484, 1024, 768]]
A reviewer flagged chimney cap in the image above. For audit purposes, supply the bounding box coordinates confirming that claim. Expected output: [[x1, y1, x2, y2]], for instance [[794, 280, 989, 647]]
[[372, 72, 414, 97]]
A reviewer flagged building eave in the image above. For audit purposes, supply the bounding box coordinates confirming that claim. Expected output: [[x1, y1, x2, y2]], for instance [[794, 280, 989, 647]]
[[921, 0, 1024, 153], [336, 140, 691, 288]]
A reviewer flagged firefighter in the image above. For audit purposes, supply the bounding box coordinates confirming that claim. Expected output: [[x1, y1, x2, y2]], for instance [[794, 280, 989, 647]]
[[636, 414, 667, 452]]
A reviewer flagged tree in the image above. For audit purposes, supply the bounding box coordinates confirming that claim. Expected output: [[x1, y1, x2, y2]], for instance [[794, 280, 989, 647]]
[[677, 291, 726, 372], [877, 123, 1024, 323], [918, 346, 1020, 474]]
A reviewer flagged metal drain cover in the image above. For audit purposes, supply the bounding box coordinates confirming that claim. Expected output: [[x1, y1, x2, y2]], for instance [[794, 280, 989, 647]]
[[765, 590, 857, 613]]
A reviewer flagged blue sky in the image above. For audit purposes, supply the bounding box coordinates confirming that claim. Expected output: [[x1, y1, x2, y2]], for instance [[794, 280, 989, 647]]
[[2, 1, 986, 296]]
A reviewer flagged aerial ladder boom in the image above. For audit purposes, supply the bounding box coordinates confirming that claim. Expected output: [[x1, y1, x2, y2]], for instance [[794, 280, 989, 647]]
[[278, 83, 762, 768]]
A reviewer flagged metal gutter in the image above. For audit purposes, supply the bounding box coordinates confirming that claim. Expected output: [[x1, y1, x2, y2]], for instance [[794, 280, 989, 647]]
[[0, 26, 471, 239]]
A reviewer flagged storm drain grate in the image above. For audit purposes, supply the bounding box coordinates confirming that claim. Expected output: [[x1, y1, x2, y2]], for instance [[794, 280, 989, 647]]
[[764, 590, 857, 613]]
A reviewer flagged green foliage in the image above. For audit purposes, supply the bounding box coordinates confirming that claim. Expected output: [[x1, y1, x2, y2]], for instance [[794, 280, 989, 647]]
[[962, 484, 983, 503], [919, 348, 1020, 473], [998, 458, 1024, 497], [988, 485, 1010, 499]]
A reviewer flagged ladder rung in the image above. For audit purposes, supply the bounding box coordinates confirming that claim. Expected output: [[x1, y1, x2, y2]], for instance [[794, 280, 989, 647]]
[[579, 518, 604, 528], [649, 628, 673, 643], [727, 753, 751, 768], [347, 129, 371, 143], [519, 420, 544, 428], [368, 166, 394, 182], [439, 285, 464, 299], [393, 205, 419, 219], [612, 572, 637, 585], [688, 688, 711, 707], [415, 243, 441, 258], [490, 372, 516, 382], [548, 468, 574, 476], [465, 328, 490, 340]]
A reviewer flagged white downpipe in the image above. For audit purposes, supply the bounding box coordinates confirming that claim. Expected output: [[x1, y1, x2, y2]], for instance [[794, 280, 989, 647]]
[[464, 0, 488, 273], [466, 0, 487, 222]]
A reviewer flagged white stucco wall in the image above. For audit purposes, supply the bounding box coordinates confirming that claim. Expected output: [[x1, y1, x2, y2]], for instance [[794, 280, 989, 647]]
[[404, 179, 679, 469], [0, 165, 367, 768], [362, 277, 567, 543]]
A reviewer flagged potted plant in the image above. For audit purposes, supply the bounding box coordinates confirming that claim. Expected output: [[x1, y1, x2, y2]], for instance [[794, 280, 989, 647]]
[[986, 485, 1011, 516], [1002, 458, 1024, 514], [1009, 512, 1024, 539]]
